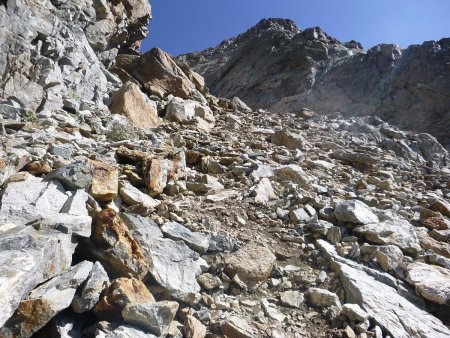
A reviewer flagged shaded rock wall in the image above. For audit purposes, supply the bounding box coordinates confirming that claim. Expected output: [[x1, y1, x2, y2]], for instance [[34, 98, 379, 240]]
[[180, 18, 450, 147]]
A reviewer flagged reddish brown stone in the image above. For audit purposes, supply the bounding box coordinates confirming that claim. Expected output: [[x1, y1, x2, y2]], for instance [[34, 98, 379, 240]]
[[94, 277, 155, 321], [93, 209, 149, 279], [90, 161, 119, 202]]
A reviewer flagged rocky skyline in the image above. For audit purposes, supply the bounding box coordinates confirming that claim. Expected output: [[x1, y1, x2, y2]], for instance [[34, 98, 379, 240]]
[[180, 18, 450, 149]]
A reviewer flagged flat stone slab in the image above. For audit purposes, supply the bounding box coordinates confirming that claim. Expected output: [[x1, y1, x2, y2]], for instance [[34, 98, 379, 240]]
[[406, 262, 450, 305], [161, 221, 209, 254], [354, 219, 421, 254]]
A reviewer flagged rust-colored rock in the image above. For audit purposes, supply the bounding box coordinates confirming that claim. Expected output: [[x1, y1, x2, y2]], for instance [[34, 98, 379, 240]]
[[92, 209, 149, 279], [146, 151, 186, 197], [90, 161, 119, 202], [110, 82, 161, 129], [0, 299, 52, 338], [421, 216, 450, 231], [25, 161, 52, 174], [431, 199, 450, 218], [94, 277, 155, 321], [147, 158, 169, 197], [132, 48, 201, 98]]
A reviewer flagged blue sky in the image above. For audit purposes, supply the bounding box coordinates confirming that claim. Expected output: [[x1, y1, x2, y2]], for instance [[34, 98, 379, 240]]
[[141, 0, 450, 56]]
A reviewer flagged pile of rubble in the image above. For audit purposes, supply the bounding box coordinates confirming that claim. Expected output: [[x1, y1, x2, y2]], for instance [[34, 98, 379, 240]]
[[1, 1, 450, 338]]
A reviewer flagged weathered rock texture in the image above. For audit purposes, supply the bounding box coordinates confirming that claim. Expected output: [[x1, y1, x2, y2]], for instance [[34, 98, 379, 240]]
[[0, 0, 151, 116], [180, 18, 450, 147]]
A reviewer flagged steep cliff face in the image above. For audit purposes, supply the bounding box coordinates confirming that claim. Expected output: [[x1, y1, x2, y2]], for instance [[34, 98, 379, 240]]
[[0, 0, 150, 114], [179, 18, 450, 147]]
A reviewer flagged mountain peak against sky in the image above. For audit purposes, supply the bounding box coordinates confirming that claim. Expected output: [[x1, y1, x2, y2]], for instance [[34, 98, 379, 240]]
[[143, 0, 450, 55], [252, 18, 300, 33]]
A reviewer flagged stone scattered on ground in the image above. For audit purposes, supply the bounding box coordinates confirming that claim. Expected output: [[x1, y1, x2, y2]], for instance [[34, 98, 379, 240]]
[[0, 2, 449, 337]]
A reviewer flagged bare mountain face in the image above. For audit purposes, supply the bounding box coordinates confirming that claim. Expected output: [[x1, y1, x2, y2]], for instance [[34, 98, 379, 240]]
[[179, 18, 450, 148]]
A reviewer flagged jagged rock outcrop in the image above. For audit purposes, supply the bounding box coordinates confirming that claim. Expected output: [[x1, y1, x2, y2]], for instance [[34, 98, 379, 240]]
[[180, 18, 450, 148], [0, 0, 150, 117]]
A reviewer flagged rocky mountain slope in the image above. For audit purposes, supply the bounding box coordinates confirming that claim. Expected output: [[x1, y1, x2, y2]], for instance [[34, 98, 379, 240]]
[[0, 3, 450, 338], [179, 18, 450, 148]]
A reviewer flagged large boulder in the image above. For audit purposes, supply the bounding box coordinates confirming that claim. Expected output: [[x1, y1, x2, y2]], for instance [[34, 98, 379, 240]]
[[334, 200, 379, 225], [0, 227, 76, 328], [354, 219, 422, 255], [110, 82, 161, 129], [129, 48, 203, 98], [406, 262, 450, 305]]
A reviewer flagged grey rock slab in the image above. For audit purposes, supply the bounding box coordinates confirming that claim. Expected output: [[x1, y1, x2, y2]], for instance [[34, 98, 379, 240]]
[[406, 262, 450, 305], [45, 160, 94, 190], [119, 181, 160, 209], [354, 219, 421, 255], [30, 214, 92, 238], [0, 227, 76, 327], [342, 303, 368, 322], [279, 290, 304, 308], [0, 175, 68, 226], [0, 261, 92, 338], [307, 288, 341, 308], [161, 221, 209, 254], [131, 232, 205, 304], [208, 232, 237, 252], [60, 189, 89, 216], [120, 213, 163, 238], [337, 261, 450, 338], [261, 298, 286, 322], [220, 316, 257, 338], [122, 301, 179, 336], [334, 200, 379, 225], [316, 240, 449, 337], [72, 261, 109, 313], [104, 325, 158, 338], [206, 189, 239, 202]]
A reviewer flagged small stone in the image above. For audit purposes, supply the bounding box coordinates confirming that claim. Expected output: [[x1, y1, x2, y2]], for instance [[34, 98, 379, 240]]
[[184, 315, 207, 338], [225, 242, 276, 291], [122, 301, 179, 336], [90, 161, 119, 202], [161, 221, 210, 254], [307, 288, 341, 308], [197, 273, 222, 290], [342, 303, 368, 322], [280, 291, 304, 308]]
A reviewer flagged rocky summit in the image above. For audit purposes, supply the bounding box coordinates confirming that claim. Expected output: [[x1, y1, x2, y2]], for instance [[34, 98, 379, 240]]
[[0, 2, 449, 338], [179, 18, 450, 149]]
